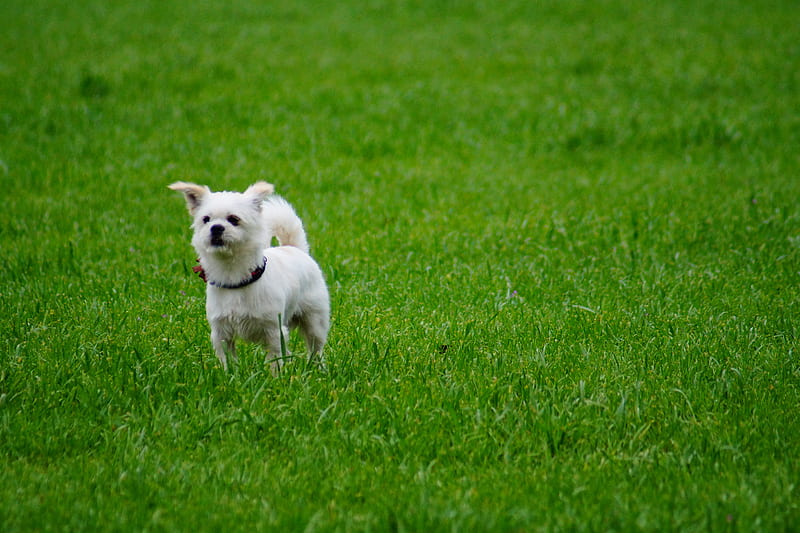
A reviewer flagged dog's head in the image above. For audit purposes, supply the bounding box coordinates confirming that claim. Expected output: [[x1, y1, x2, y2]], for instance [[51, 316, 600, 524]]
[[169, 181, 274, 257]]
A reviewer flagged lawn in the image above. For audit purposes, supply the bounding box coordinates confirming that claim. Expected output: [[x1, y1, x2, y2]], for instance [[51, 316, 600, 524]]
[[1, 0, 799, 530]]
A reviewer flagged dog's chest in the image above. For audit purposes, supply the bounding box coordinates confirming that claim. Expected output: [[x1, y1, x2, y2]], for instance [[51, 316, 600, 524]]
[[205, 287, 278, 340], [208, 286, 268, 318]]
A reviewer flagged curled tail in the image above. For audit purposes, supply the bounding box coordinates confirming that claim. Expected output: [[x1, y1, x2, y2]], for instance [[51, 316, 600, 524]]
[[262, 196, 310, 253]]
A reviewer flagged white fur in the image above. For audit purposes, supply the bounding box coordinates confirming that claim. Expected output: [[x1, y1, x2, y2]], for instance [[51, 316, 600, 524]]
[[169, 181, 330, 372]]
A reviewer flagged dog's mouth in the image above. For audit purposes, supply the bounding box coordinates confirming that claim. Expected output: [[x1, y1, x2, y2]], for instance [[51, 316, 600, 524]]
[[210, 235, 226, 247]]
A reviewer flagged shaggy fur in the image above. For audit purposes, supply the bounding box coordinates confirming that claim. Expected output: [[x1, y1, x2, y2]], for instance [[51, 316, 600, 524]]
[[169, 181, 330, 372]]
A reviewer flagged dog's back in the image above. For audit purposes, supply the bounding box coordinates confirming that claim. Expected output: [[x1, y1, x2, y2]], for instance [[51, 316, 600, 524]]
[[262, 196, 310, 253]]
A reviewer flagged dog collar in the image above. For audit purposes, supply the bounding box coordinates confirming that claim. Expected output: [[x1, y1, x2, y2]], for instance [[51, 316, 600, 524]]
[[200, 256, 268, 289]]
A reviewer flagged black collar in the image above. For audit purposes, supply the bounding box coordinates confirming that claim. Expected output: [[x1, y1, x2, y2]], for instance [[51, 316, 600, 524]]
[[209, 257, 268, 289]]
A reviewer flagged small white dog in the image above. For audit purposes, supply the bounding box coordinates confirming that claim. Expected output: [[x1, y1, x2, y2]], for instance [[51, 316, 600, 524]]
[[169, 181, 330, 372]]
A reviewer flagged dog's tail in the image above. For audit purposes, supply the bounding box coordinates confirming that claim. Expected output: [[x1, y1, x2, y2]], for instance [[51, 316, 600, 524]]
[[262, 196, 310, 253]]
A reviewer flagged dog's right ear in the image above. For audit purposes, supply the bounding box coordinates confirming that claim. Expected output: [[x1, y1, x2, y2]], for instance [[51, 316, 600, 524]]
[[168, 182, 210, 215], [244, 181, 275, 200]]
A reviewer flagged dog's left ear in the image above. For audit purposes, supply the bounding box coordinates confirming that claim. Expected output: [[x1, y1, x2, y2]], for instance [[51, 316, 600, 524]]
[[244, 181, 275, 206], [168, 182, 210, 215]]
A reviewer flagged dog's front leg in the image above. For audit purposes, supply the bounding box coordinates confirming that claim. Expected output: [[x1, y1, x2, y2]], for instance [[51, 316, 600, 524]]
[[264, 325, 289, 377], [211, 328, 236, 371]]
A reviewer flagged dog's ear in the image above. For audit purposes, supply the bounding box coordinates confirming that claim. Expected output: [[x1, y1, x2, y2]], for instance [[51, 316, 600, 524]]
[[244, 181, 275, 206], [168, 182, 210, 215]]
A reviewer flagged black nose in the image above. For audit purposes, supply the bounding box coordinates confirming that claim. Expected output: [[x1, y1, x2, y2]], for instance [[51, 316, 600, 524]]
[[210, 224, 225, 236]]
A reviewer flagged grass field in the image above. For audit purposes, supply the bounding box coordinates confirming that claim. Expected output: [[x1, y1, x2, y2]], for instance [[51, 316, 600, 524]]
[[1, 0, 799, 530]]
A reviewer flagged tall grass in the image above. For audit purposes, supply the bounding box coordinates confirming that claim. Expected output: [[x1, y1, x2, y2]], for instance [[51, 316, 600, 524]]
[[1, 0, 799, 530]]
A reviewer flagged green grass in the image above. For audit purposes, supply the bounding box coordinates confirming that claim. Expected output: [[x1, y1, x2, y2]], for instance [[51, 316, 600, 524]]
[[1, 0, 799, 530]]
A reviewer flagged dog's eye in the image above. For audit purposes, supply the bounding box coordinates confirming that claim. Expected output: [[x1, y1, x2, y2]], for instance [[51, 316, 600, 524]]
[[202, 216, 211, 224], [227, 215, 241, 226]]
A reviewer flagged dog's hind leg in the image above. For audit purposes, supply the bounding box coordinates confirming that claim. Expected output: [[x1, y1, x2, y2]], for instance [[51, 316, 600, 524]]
[[299, 313, 329, 370]]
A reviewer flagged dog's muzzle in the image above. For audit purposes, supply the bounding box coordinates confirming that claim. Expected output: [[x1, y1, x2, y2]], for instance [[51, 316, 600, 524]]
[[210, 224, 226, 246]]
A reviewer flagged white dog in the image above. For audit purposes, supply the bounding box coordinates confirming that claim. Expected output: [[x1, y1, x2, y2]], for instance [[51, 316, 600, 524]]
[[169, 181, 330, 372]]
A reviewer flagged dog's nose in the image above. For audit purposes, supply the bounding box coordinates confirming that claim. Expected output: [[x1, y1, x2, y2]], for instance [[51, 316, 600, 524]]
[[210, 224, 225, 236]]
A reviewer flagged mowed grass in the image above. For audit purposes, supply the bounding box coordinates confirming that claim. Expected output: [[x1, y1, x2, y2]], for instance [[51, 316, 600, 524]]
[[1, 0, 799, 530]]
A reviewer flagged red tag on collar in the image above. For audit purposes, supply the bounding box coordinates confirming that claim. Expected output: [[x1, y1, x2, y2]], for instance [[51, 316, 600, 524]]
[[193, 258, 207, 283]]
